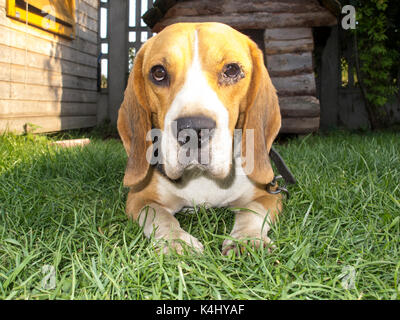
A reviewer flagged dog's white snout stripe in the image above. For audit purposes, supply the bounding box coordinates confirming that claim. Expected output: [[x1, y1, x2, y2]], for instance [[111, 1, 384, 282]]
[[162, 30, 232, 179]]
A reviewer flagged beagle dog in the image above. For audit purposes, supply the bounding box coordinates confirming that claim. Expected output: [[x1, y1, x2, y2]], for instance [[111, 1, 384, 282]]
[[117, 22, 282, 254]]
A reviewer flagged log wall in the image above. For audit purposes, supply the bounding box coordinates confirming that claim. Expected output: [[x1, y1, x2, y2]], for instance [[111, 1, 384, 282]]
[[265, 27, 320, 133]]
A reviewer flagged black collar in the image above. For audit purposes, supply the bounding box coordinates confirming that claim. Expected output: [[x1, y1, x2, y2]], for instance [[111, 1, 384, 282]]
[[269, 147, 296, 185], [266, 147, 296, 198]]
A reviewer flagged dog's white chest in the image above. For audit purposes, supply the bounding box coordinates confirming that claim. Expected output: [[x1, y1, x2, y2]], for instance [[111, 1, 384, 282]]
[[157, 166, 255, 212]]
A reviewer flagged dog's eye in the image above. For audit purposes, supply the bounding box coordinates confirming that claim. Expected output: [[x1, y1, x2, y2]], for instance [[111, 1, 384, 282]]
[[223, 63, 241, 78], [150, 65, 168, 84], [219, 63, 244, 86]]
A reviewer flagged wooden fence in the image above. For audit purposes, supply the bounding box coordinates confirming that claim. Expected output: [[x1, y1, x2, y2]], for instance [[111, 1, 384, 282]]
[[316, 25, 400, 130]]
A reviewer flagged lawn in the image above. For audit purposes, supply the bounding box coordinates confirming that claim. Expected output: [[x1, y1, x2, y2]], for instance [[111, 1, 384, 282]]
[[0, 129, 399, 300]]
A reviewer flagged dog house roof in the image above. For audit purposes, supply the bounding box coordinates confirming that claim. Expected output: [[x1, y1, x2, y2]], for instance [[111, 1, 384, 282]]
[[143, 0, 340, 32]]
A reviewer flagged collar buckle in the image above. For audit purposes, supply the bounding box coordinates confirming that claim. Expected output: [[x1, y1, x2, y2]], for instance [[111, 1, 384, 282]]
[[266, 175, 290, 199]]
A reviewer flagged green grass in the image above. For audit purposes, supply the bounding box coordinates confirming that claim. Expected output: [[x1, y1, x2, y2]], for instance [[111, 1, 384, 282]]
[[0, 129, 399, 300]]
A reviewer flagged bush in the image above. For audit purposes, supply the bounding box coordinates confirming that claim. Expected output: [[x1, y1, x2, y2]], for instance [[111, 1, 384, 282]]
[[341, 0, 400, 127]]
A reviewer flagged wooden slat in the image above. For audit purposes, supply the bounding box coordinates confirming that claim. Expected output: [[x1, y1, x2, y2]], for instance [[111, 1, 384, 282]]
[[264, 28, 313, 41], [264, 27, 314, 55], [267, 51, 313, 77], [74, 1, 99, 42], [280, 117, 320, 133], [81, 0, 99, 10], [0, 44, 97, 79], [0, 81, 10, 98], [51, 138, 91, 148], [319, 26, 340, 129], [0, 100, 97, 117], [278, 96, 320, 118], [0, 115, 97, 133], [265, 38, 314, 55], [76, 11, 98, 33], [0, 62, 97, 90], [0, 81, 98, 102], [164, 0, 331, 17], [153, 11, 337, 32], [76, 0, 98, 21], [0, 25, 97, 67], [272, 73, 316, 96], [75, 24, 98, 45]]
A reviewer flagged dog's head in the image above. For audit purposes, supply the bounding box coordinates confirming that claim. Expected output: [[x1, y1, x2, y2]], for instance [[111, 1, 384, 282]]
[[118, 22, 281, 187]]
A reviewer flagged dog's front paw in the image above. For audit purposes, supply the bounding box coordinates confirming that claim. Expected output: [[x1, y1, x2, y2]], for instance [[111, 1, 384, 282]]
[[222, 230, 275, 256], [157, 229, 204, 254]]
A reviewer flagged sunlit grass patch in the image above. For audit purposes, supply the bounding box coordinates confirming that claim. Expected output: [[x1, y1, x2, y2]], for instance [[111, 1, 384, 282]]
[[0, 130, 399, 299]]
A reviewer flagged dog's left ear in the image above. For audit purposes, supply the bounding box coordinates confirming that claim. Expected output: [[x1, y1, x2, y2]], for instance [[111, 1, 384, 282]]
[[117, 42, 152, 187], [240, 39, 281, 185]]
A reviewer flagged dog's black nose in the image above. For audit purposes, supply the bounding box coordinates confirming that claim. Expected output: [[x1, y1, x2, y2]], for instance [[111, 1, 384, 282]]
[[174, 116, 216, 146]]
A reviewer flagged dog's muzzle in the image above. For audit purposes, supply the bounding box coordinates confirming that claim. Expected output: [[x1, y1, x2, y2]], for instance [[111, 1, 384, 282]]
[[174, 116, 216, 144], [172, 116, 216, 166]]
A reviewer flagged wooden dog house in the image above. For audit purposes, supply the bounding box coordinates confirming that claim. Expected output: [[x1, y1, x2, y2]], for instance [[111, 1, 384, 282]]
[[143, 0, 339, 133]]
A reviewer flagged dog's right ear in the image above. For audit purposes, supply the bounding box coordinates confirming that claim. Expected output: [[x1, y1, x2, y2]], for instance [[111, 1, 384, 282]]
[[240, 38, 281, 186], [117, 43, 152, 187]]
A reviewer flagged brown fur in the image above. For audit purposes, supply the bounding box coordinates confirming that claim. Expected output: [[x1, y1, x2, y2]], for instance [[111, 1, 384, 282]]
[[117, 44, 152, 187], [239, 39, 281, 186]]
